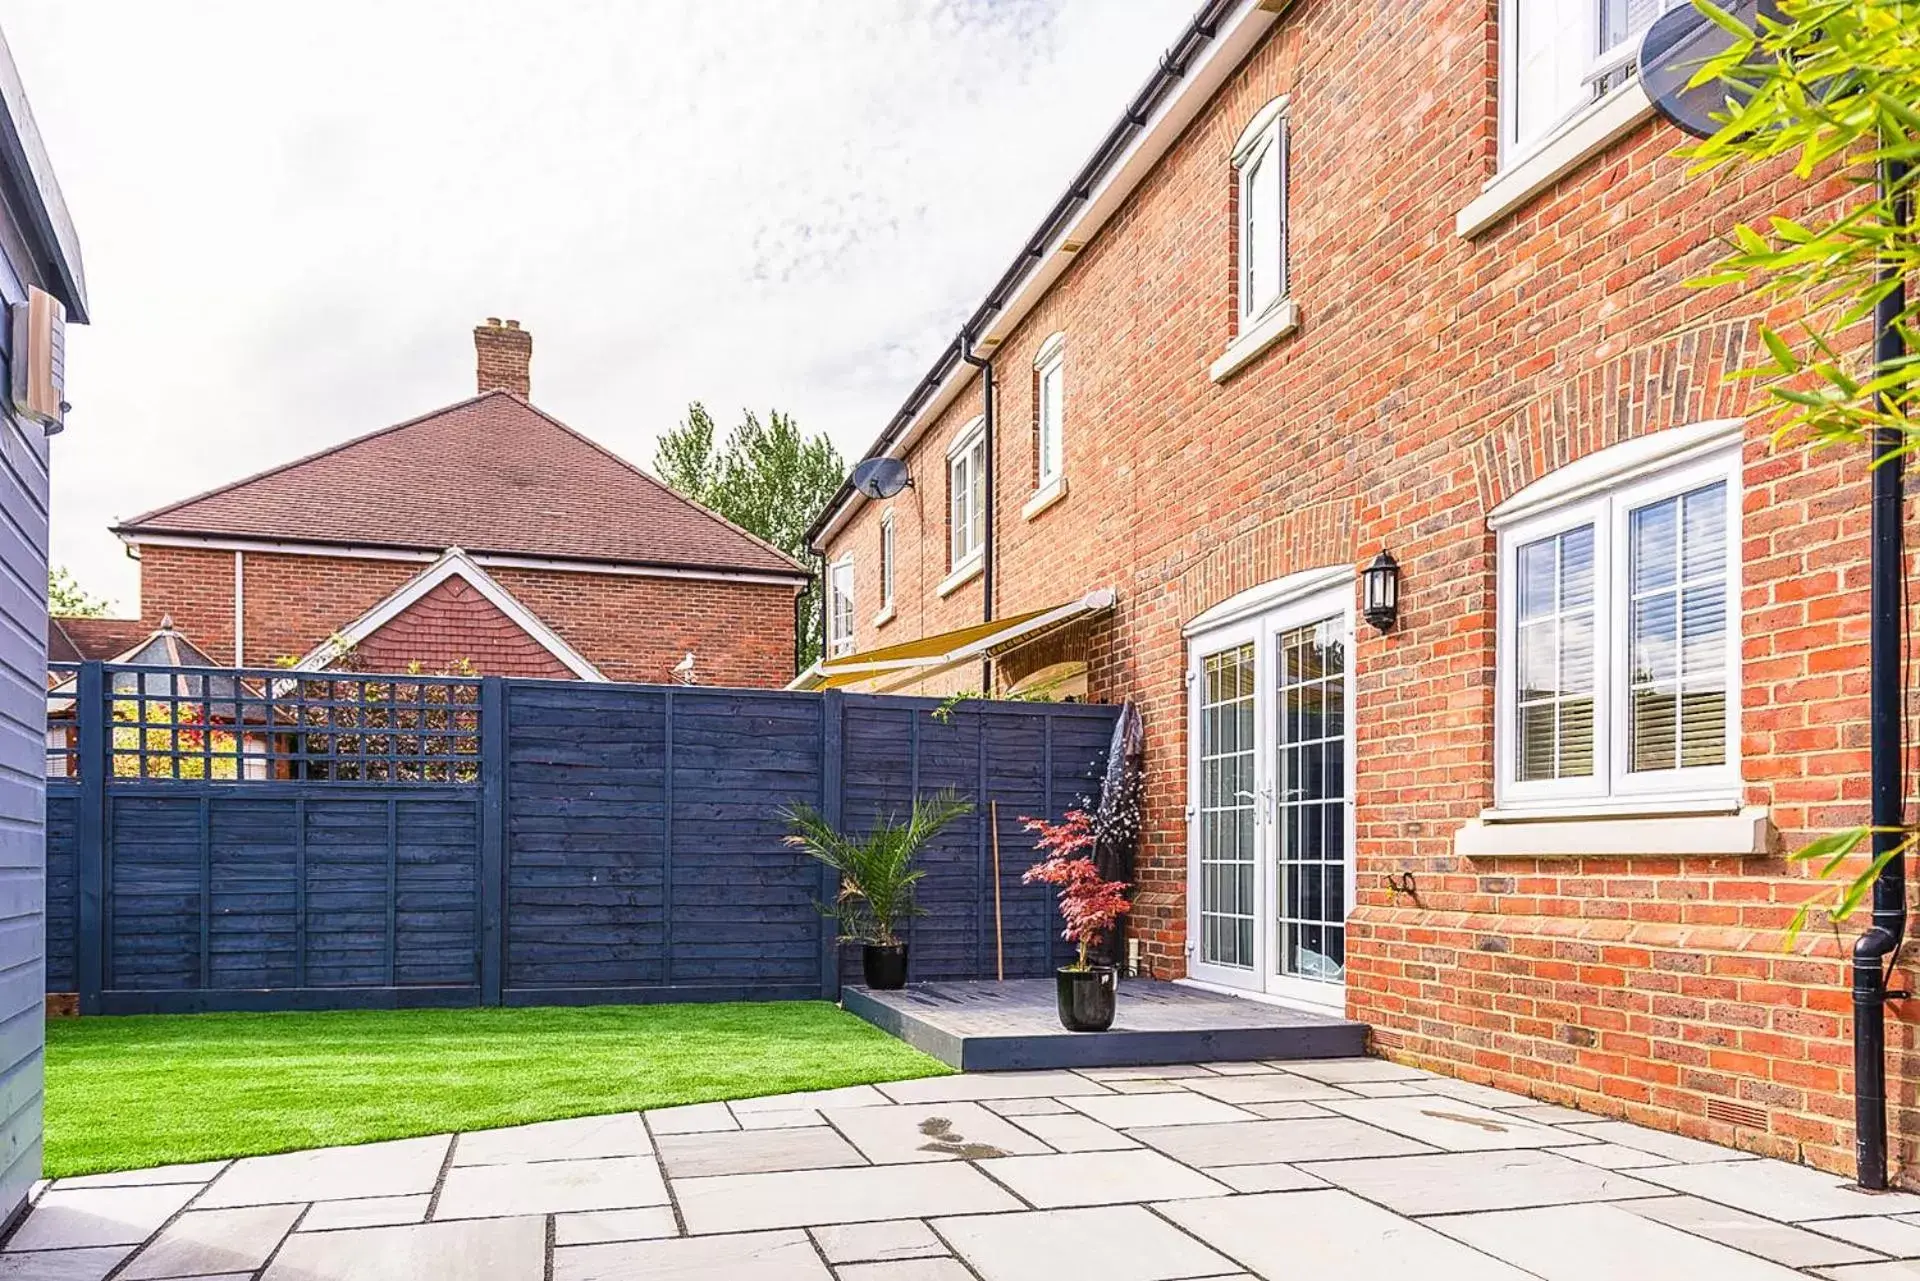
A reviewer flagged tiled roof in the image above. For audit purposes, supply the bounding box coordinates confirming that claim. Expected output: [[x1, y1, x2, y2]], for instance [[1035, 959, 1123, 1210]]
[[347, 575, 575, 681], [114, 391, 806, 578], [49, 616, 151, 663]]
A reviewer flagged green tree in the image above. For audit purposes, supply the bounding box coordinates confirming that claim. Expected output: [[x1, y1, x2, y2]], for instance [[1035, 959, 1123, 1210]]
[[1682, 0, 1920, 935], [654, 403, 845, 668], [50, 565, 109, 617]]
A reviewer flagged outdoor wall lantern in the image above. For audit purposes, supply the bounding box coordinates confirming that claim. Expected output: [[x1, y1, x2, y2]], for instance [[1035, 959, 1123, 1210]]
[[1362, 550, 1400, 633]]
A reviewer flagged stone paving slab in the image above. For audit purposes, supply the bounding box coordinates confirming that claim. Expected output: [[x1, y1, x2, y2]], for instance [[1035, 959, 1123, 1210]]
[[433, 1154, 668, 1219], [828, 1101, 1051, 1164], [197, 1135, 449, 1207], [120, 1203, 303, 1279], [932, 1204, 1238, 1281], [674, 1161, 1020, 1234], [11, 1053, 1906, 1279], [1432, 1201, 1808, 1280], [810, 1220, 947, 1264], [554, 1228, 830, 1280], [1130, 1115, 1434, 1167], [261, 1216, 546, 1281], [4, 1183, 201, 1250], [1300, 1148, 1662, 1216], [1623, 1195, 1882, 1269], [837, 1259, 975, 1281], [1637, 1160, 1920, 1223], [0, 1245, 132, 1280], [453, 1112, 650, 1166], [552, 1206, 680, 1246], [657, 1124, 868, 1178], [975, 1149, 1229, 1207], [1158, 1189, 1536, 1279], [299, 1194, 432, 1231]]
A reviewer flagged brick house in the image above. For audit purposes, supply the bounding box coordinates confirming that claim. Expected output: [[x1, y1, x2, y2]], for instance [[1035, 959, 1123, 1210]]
[[92, 320, 808, 686], [804, 1, 1900, 1176]]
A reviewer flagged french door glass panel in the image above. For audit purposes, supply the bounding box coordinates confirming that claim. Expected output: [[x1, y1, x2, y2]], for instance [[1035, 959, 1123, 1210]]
[[1197, 643, 1257, 969], [1276, 618, 1347, 989]]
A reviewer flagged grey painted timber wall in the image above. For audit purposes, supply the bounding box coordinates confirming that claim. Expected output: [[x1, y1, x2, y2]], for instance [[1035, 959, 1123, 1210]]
[[46, 676, 1119, 1013], [0, 20, 87, 1227]]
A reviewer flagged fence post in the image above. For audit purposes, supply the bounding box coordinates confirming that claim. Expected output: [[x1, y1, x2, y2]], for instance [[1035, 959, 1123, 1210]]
[[819, 689, 844, 1002], [74, 660, 106, 1014], [478, 676, 506, 1006]]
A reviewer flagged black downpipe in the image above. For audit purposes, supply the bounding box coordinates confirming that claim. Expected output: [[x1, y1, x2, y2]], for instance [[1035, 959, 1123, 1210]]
[[1855, 154, 1910, 1192], [962, 341, 995, 691]]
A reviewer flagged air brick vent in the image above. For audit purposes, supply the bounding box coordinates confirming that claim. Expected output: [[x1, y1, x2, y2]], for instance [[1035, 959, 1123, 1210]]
[[1706, 1098, 1768, 1129]]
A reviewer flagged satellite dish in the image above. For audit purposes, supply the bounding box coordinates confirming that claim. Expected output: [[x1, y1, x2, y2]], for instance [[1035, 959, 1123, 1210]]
[[850, 456, 912, 499], [1639, 0, 1777, 140]]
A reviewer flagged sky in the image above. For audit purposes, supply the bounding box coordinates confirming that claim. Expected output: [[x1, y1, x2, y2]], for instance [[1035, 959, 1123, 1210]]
[[1, 0, 1193, 614]]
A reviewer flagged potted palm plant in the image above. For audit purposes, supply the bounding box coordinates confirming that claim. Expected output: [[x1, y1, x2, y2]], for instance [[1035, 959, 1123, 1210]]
[[783, 790, 972, 990], [1023, 809, 1133, 1031]]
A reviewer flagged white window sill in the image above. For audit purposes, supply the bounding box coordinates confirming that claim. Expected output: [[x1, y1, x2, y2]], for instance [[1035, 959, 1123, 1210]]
[[1456, 804, 1775, 859], [1456, 80, 1656, 239], [1022, 477, 1069, 521], [873, 604, 895, 629], [1209, 298, 1301, 384], [936, 556, 983, 598], [826, 642, 855, 661]]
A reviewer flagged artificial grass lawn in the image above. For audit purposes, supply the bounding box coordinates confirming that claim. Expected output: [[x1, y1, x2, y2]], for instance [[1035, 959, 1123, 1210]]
[[45, 1001, 949, 1177]]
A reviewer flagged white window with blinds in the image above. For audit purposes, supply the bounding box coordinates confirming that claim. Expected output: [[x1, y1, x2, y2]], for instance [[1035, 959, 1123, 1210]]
[[1500, 0, 1687, 164], [1494, 430, 1741, 813]]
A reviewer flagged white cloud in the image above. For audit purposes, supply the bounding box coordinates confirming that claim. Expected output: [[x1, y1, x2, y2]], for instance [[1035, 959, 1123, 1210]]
[[0, 0, 1191, 613]]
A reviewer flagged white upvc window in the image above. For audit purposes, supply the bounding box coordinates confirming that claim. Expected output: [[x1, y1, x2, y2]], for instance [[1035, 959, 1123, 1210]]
[[1034, 332, 1066, 489], [948, 416, 986, 571], [878, 511, 895, 610], [826, 555, 855, 658], [1494, 433, 1742, 814], [1235, 99, 1289, 327], [1501, 0, 1686, 164]]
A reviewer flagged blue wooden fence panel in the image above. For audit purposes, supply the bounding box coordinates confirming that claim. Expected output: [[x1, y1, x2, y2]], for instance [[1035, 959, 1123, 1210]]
[[45, 662, 1121, 1013]]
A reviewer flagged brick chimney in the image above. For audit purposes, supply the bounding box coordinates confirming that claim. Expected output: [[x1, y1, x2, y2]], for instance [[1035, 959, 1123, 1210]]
[[474, 317, 532, 397]]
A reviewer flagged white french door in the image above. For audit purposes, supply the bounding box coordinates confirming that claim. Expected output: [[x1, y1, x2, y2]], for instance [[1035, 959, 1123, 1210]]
[[1187, 582, 1355, 1008]]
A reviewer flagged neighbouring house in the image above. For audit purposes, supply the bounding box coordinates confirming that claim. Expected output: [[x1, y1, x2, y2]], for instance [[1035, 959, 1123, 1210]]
[[85, 320, 809, 687], [0, 20, 88, 1230], [804, 2, 1892, 1177]]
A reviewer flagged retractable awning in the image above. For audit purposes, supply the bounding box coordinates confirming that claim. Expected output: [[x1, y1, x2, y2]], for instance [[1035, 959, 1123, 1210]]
[[790, 588, 1116, 692]]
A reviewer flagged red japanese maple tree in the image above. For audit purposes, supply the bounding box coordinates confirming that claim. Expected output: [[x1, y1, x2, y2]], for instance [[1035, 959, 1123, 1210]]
[[1022, 809, 1132, 971]]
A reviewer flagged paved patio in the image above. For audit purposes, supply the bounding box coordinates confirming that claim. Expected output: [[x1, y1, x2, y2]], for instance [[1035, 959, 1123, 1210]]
[[8, 1057, 1920, 1280]]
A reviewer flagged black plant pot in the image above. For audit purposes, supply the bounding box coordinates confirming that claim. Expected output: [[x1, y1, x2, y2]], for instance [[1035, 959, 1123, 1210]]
[[863, 943, 909, 990], [1056, 965, 1117, 1032]]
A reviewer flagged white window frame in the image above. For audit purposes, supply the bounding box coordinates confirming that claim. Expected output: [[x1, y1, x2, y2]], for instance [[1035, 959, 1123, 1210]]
[[826, 554, 855, 659], [1034, 332, 1066, 491], [1233, 96, 1289, 329], [947, 416, 987, 573], [1497, 0, 1685, 168], [878, 511, 895, 613], [1493, 434, 1742, 816]]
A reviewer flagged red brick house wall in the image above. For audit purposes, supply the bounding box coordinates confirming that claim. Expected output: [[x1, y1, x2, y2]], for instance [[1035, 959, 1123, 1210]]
[[137, 544, 797, 687], [818, 4, 1901, 1178]]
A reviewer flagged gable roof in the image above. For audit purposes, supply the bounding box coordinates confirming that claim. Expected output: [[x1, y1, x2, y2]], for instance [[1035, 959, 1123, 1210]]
[[292, 548, 605, 681], [114, 390, 807, 580]]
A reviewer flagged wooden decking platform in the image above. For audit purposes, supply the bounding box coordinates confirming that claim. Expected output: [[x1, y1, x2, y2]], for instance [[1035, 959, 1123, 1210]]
[[842, 978, 1367, 1071]]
